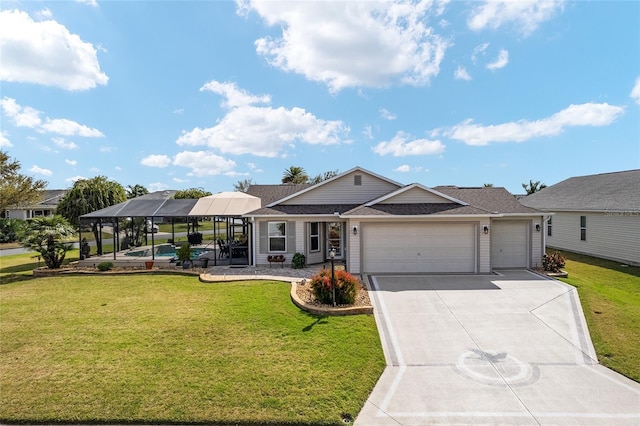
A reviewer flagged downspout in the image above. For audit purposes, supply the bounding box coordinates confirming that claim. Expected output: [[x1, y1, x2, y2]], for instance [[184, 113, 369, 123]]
[[250, 216, 256, 267]]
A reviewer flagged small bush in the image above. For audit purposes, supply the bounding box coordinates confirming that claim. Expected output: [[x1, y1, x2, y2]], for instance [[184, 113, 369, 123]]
[[310, 269, 359, 305], [97, 262, 114, 271], [543, 251, 566, 273], [291, 252, 306, 269]]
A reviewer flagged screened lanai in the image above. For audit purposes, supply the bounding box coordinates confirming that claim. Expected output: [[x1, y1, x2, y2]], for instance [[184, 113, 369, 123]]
[[79, 191, 261, 267]]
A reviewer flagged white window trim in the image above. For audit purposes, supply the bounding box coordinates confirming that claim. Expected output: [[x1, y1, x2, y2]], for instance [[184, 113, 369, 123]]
[[268, 221, 286, 253]]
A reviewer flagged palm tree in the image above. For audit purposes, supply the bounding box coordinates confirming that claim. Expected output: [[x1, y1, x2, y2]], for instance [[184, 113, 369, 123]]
[[483, 183, 494, 187], [20, 215, 75, 269], [522, 180, 547, 195], [282, 166, 309, 184], [126, 184, 149, 199]]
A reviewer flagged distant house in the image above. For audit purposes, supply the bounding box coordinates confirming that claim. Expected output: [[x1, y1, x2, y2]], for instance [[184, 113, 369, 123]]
[[2, 190, 67, 220], [520, 170, 640, 266], [246, 167, 545, 274]]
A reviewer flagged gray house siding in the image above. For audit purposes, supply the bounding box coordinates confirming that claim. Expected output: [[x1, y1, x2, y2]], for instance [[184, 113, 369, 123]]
[[281, 170, 400, 205], [547, 211, 640, 266], [379, 187, 452, 204]]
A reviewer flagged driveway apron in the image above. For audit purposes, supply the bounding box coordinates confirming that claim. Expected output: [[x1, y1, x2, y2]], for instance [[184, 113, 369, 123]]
[[356, 270, 640, 425]]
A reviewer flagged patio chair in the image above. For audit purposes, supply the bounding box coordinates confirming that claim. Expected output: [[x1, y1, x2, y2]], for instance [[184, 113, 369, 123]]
[[217, 239, 229, 258]]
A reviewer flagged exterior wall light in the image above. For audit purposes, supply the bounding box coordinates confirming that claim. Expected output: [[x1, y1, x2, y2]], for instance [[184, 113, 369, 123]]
[[483, 225, 489, 235], [535, 224, 541, 232], [352, 226, 358, 235]]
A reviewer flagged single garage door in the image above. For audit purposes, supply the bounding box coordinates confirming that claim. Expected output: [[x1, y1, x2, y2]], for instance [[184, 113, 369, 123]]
[[491, 221, 528, 268], [362, 223, 476, 273]]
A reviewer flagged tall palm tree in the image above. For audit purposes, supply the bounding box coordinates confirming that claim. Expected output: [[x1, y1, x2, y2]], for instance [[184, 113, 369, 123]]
[[522, 180, 547, 195], [20, 215, 75, 269], [282, 166, 309, 184]]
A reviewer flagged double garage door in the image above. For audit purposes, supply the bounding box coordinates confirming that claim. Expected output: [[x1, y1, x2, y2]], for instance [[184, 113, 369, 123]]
[[362, 223, 476, 273]]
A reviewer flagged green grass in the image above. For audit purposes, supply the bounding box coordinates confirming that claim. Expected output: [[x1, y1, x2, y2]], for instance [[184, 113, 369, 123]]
[[555, 250, 640, 382], [0, 269, 385, 424]]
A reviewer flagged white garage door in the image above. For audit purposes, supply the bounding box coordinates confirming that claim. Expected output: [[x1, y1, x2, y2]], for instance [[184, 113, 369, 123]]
[[362, 223, 476, 273], [491, 221, 528, 268]]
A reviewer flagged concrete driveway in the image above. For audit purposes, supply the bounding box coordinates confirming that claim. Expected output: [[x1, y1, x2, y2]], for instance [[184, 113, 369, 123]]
[[355, 270, 640, 425]]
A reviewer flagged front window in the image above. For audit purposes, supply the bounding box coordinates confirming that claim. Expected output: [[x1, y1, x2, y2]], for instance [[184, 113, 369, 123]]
[[268, 221, 286, 252], [547, 216, 552, 237], [580, 216, 586, 241], [309, 222, 320, 252]]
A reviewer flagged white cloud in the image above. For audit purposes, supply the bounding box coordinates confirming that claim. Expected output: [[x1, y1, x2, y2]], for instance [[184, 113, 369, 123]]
[[486, 49, 509, 70], [445, 102, 624, 146], [362, 125, 374, 140], [373, 131, 445, 156], [379, 108, 397, 120], [141, 154, 171, 168], [37, 8, 52, 18], [173, 151, 236, 177], [0, 97, 41, 128], [471, 42, 489, 64], [630, 77, 640, 105], [178, 81, 349, 157], [65, 159, 77, 166], [468, 0, 564, 36], [52, 137, 78, 150], [76, 0, 99, 7], [65, 175, 87, 183], [1, 97, 104, 137], [394, 164, 425, 173], [201, 80, 270, 108], [0, 132, 12, 147], [89, 167, 100, 173], [99, 146, 113, 153], [29, 165, 53, 176], [0, 9, 108, 91], [172, 177, 189, 183], [173, 108, 184, 115], [242, 1, 450, 93], [40, 118, 104, 137], [148, 182, 169, 192], [454, 66, 472, 81]]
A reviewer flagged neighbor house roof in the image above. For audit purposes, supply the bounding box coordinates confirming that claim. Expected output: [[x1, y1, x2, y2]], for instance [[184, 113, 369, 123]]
[[520, 169, 640, 212], [5, 189, 67, 210], [434, 186, 542, 215], [246, 184, 313, 206]]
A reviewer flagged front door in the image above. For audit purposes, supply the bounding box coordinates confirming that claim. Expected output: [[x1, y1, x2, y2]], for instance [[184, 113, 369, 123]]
[[327, 222, 344, 259]]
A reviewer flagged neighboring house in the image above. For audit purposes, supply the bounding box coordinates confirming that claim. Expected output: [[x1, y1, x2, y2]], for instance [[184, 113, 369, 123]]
[[520, 170, 640, 266], [246, 167, 545, 274], [2, 190, 67, 220]]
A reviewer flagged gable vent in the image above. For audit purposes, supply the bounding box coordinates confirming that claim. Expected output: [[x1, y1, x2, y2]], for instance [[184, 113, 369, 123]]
[[354, 175, 362, 186]]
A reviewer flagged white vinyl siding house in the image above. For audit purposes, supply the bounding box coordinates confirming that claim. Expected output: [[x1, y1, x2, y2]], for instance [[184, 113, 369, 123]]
[[521, 170, 640, 266], [247, 167, 544, 274], [546, 211, 640, 266]]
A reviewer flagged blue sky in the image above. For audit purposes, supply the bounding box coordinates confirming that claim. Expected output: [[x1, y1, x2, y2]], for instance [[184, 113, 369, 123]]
[[1, 0, 639, 195]]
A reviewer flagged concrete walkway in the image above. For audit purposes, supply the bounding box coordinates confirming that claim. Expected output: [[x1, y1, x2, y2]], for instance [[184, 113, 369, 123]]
[[356, 270, 640, 425]]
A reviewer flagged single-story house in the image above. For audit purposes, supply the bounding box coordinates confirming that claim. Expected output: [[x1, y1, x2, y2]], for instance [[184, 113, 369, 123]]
[[246, 167, 546, 274], [520, 169, 640, 266], [2, 189, 67, 220]]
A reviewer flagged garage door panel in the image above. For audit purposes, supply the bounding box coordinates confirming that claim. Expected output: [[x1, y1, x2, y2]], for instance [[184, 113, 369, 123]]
[[491, 222, 528, 268], [362, 223, 476, 273]]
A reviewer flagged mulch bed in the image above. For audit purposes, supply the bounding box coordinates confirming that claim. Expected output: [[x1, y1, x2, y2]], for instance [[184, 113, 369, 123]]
[[295, 279, 371, 308]]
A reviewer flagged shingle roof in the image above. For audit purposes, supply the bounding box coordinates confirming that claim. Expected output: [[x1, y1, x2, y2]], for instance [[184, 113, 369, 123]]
[[434, 186, 542, 214], [247, 204, 361, 216], [344, 203, 492, 216], [246, 184, 313, 207], [520, 170, 640, 212]]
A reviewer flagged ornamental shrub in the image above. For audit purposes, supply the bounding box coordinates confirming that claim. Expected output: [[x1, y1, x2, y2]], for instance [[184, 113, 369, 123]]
[[291, 252, 306, 269], [310, 269, 359, 305], [543, 251, 566, 273], [97, 262, 114, 271]]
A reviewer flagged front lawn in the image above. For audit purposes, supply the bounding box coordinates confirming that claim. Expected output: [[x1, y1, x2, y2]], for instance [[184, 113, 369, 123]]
[[555, 250, 640, 382], [0, 274, 385, 424]]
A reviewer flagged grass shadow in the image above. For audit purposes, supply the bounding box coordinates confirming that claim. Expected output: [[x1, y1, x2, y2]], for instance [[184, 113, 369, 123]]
[[302, 316, 329, 332], [554, 249, 640, 278]]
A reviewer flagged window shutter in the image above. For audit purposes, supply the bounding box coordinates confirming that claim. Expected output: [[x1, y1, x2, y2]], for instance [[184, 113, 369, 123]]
[[259, 221, 267, 254], [287, 221, 296, 254]]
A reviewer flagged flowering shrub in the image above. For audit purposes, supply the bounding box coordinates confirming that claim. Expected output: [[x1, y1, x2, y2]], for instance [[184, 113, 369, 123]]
[[543, 251, 566, 273], [310, 269, 359, 305]]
